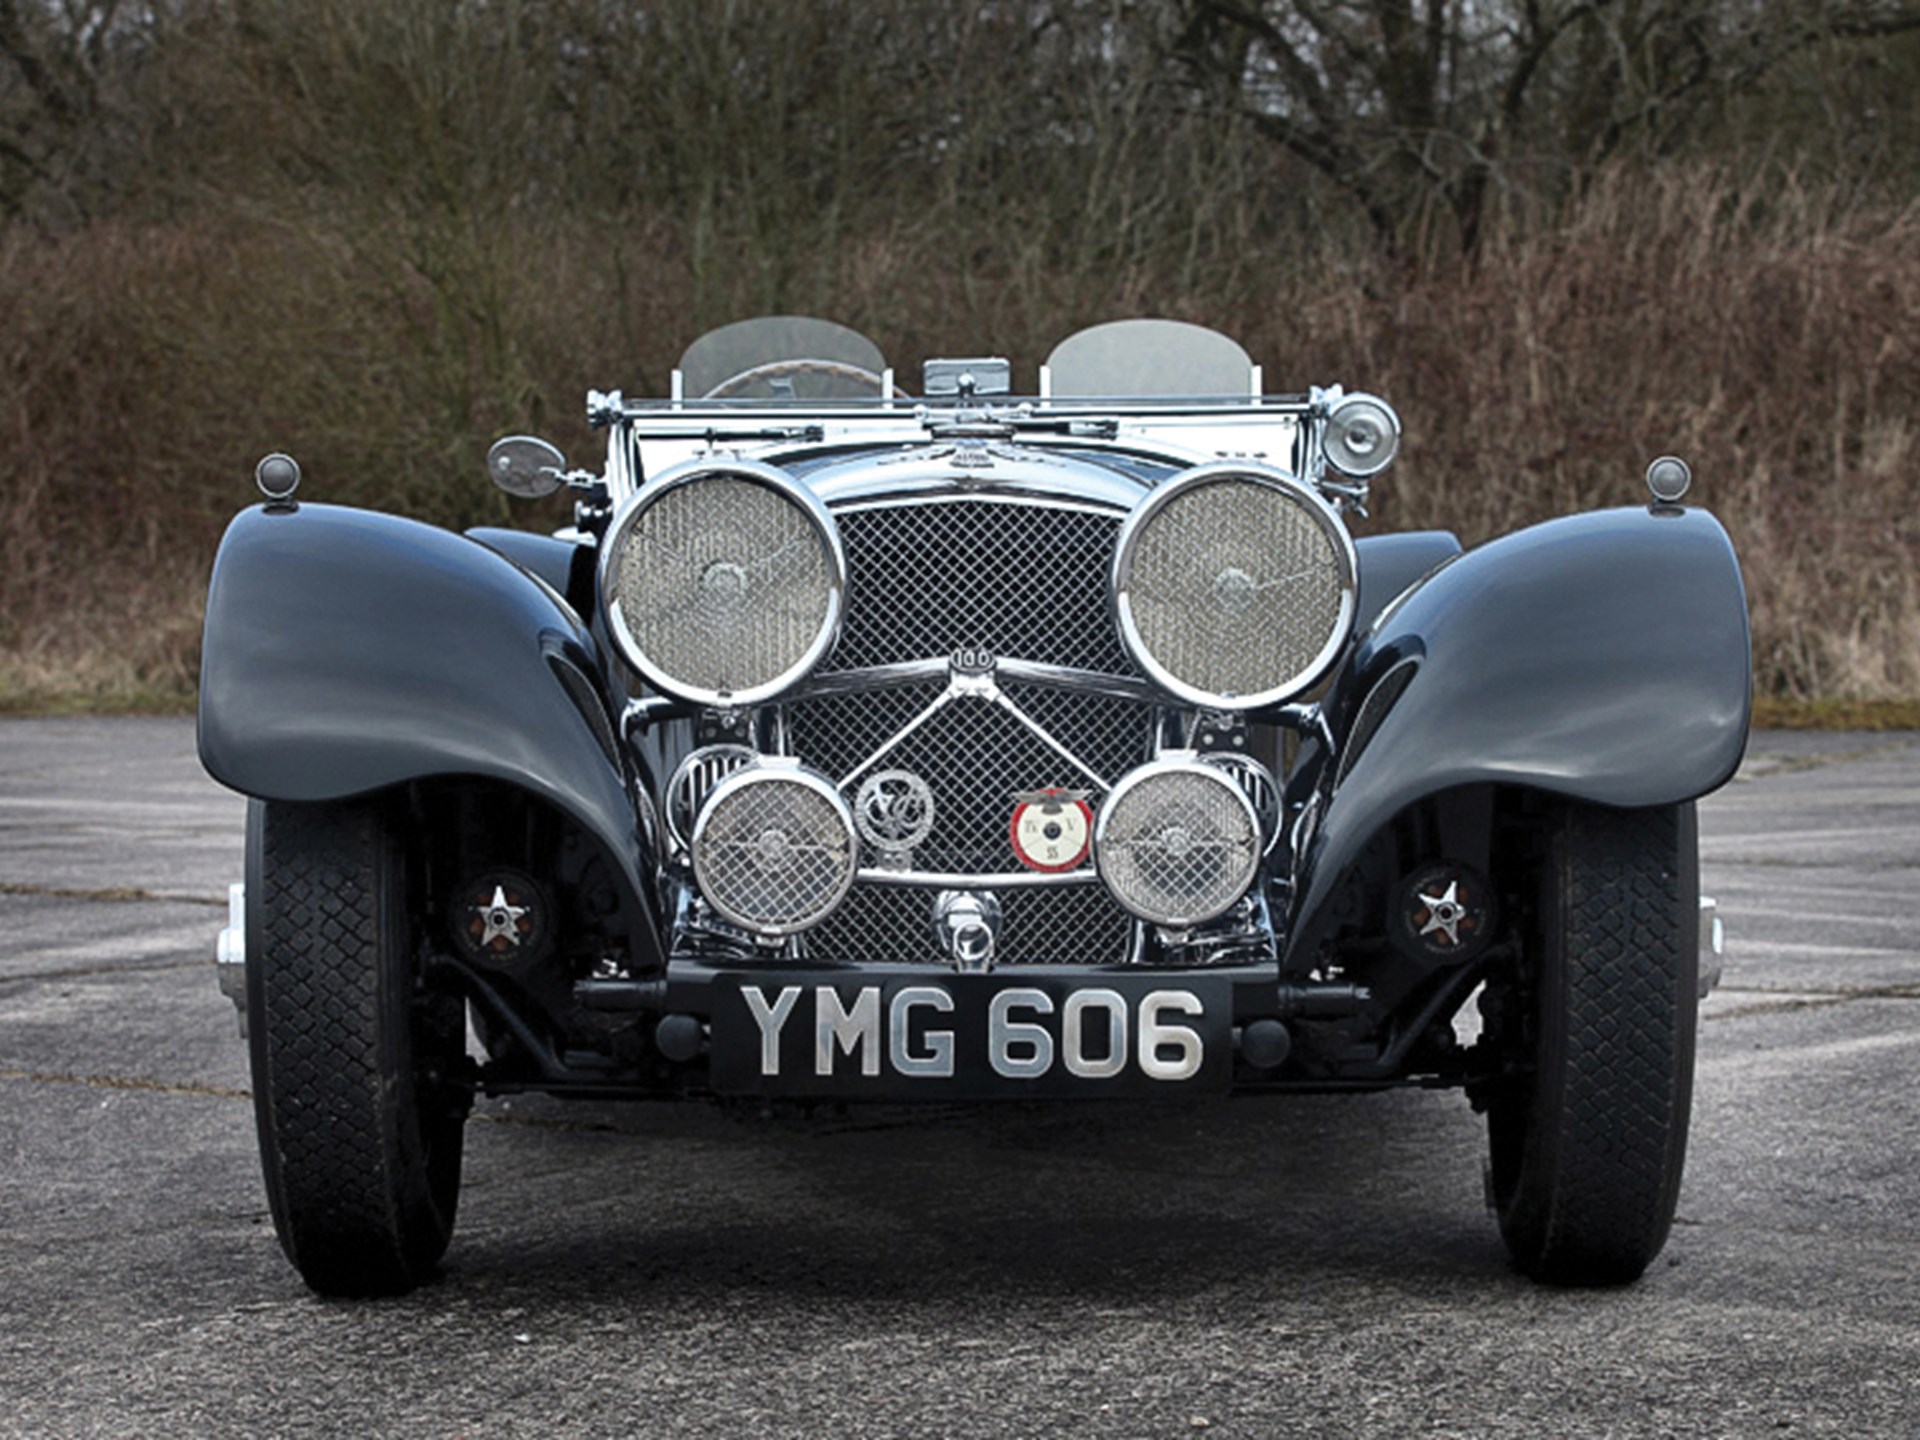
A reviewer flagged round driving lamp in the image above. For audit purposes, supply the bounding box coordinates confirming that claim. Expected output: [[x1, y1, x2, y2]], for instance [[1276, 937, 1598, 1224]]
[[691, 760, 858, 938], [599, 459, 845, 706], [1323, 393, 1401, 478], [1112, 463, 1356, 710], [1094, 755, 1262, 928]]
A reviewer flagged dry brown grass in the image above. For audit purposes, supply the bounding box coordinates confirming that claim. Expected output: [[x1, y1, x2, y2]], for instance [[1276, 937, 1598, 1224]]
[[1, 162, 1915, 715], [1275, 166, 1920, 703]]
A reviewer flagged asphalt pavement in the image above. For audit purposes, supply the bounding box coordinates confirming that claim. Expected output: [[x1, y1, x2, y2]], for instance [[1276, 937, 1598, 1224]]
[[1, 718, 1916, 1438]]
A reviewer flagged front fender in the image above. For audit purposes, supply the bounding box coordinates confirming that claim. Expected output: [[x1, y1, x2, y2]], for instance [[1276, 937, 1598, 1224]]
[[1289, 504, 1750, 947], [198, 502, 648, 905]]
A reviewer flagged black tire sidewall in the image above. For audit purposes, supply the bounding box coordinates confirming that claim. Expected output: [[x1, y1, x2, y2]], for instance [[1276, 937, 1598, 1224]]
[[245, 797, 462, 1295], [1490, 800, 1698, 1285]]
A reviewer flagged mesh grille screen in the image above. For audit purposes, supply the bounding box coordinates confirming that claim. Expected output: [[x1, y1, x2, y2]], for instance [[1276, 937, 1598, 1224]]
[[826, 500, 1131, 674], [610, 476, 834, 696], [1124, 480, 1348, 700], [808, 883, 1133, 967], [793, 681, 1154, 874], [791, 498, 1149, 964], [694, 776, 853, 931]]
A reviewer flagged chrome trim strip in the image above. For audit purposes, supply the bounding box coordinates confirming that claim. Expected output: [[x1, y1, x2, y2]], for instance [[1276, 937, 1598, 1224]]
[[856, 866, 1101, 889], [830, 662, 1122, 797], [837, 684, 959, 791], [988, 684, 1111, 792], [789, 658, 1163, 707], [814, 465, 1143, 512], [789, 659, 949, 699], [996, 659, 1164, 706]]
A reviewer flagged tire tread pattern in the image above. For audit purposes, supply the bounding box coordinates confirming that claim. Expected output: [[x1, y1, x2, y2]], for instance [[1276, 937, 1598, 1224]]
[[1498, 802, 1697, 1285], [248, 801, 455, 1295]]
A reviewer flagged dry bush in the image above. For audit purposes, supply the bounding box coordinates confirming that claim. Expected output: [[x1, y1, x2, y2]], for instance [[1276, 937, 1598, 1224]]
[[1, 155, 1915, 710], [1296, 166, 1920, 701]]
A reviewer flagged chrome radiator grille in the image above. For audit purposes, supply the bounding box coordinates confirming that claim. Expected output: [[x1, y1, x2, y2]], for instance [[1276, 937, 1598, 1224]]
[[821, 499, 1133, 674], [809, 884, 1134, 968], [796, 679, 1152, 873], [792, 498, 1153, 965]]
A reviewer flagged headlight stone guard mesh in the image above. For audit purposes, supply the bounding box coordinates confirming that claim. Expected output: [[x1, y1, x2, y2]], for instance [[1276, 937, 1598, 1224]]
[[605, 469, 840, 703], [691, 769, 856, 936], [1096, 763, 1261, 926], [1116, 470, 1353, 708]]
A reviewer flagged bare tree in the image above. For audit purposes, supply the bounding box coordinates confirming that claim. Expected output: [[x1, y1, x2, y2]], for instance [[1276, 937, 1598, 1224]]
[[1172, 0, 1920, 253]]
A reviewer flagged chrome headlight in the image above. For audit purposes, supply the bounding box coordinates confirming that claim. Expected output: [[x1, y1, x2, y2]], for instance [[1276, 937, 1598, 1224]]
[[1112, 463, 1356, 710], [600, 460, 845, 706], [1094, 754, 1261, 927], [691, 760, 857, 937]]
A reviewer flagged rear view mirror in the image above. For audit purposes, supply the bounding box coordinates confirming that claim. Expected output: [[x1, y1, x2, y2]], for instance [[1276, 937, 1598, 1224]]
[[486, 435, 567, 498]]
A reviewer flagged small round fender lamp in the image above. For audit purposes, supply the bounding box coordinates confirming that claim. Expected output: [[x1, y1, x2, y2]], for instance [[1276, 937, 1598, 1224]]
[[1645, 454, 1693, 504]]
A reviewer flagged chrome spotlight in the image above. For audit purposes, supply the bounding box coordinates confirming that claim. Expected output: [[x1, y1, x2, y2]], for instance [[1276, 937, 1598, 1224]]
[[600, 459, 845, 706], [1323, 393, 1401, 478], [1094, 754, 1261, 927], [690, 760, 858, 938]]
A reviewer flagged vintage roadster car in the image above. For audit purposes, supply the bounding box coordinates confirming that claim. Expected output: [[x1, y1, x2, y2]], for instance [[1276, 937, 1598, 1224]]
[[201, 317, 1748, 1296]]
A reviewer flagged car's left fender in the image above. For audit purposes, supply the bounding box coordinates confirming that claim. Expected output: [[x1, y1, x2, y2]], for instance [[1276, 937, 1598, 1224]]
[[198, 502, 647, 906]]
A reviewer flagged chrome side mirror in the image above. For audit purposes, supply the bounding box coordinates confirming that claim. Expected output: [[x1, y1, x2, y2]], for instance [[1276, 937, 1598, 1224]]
[[486, 435, 567, 498]]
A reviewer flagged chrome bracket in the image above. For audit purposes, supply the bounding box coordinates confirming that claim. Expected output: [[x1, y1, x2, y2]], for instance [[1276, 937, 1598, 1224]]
[[215, 881, 248, 1038], [934, 889, 1002, 973]]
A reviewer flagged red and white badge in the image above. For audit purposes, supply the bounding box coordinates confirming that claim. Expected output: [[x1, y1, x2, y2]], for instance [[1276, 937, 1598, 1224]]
[[1009, 788, 1094, 873]]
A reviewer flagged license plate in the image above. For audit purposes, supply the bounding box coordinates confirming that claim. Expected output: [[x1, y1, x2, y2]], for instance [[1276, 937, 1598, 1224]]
[[710, 972, 1232, 1098]]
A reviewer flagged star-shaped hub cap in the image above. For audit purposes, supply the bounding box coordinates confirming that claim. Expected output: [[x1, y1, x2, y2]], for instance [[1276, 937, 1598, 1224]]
[[1416, 880, 1468, 947], [473, 885, 531, 950]]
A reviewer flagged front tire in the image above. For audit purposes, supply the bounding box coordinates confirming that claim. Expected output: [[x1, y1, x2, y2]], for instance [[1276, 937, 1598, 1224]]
[[246, 798, 468, 1296], [1486, 801, 1699, 1285]]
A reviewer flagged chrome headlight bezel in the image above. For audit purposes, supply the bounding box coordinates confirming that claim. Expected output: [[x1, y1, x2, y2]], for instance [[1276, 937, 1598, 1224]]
[[1111, 462, 1358, 712], [1093, 753, 1263, 928], [690, 759, 859, 938], [598, 458, 846, 707]]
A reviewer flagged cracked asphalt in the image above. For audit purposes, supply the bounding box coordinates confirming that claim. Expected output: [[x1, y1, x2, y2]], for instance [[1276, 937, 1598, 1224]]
[[2, 718, 1916, 1438]]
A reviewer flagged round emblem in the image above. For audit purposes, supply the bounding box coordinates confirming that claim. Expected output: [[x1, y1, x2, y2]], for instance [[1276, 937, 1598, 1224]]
[[1009, 789, 1093, 873], [854, 770, 936, 852]]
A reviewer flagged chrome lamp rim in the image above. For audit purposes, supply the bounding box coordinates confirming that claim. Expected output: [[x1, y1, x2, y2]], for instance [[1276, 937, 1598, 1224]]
[[689, 759, 859, 938], [598, 457, 848, 708], [1110, 461, 1358, 712]]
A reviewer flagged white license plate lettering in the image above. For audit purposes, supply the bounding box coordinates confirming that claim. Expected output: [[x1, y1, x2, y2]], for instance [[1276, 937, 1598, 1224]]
[[889, 985, 956, 1077], [815, 984, 883, 1077], [1061, 988, 1128, 1079], [1138, 989, 1206, 1082], [740, 981, 1211, 1084]]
